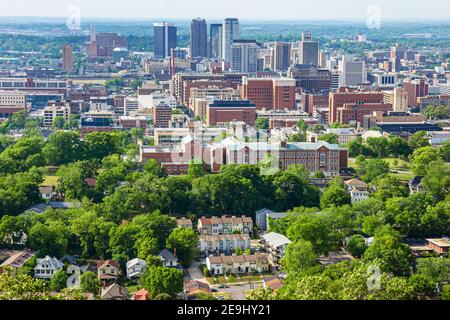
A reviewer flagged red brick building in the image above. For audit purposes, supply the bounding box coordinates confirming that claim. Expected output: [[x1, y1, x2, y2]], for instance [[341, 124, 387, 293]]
[[302, 92, 329, 116], [403, 78, 429, 108], [207, 100, 256, 126], [328, 90, 385, 124], [337, 103, 393, 125], [241, 78, 296, 110], [153, 104, 172, 128]]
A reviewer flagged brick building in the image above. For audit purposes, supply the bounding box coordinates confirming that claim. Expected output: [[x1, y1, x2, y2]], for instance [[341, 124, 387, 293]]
[[153, 104, 172, 128], [241, 77, 296, 110], [403, 78, 429, 108], [328, 90, 385, 124], [337, 103, 393, 125], [207, 100, 256, 126]]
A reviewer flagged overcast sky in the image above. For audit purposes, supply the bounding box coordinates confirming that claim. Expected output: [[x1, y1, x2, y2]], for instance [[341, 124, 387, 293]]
[[1, 0, 449, 20]]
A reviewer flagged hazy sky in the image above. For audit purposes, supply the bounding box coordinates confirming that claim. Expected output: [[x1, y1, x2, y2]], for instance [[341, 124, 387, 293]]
[[1, 0, 449, 20]]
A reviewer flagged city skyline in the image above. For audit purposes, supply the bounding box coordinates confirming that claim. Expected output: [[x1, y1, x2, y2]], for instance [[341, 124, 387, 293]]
[[0, 0, 449, 20]]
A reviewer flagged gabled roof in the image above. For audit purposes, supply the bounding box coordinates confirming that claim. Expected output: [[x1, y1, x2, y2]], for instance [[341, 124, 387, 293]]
[[132, 288, 149, 300], [101, 283, 128, 299], [158, 249, 178, 262], [345, 178, 368, 188], [263, 276, 283, 291], [97, 259, 120, 270], [34, 256, 64, 270]]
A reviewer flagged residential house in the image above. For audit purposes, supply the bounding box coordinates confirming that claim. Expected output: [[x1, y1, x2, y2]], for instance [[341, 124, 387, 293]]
[[39, 185, 56, 201], [261, 232, 292, 264], [177, 218, 193, 229], [255, 208, 287, 232], [126, 258, 147, 279], [199, 234, 251, 255], [198, 216, 254, 236], [101, 283, 128, 300], [205, 253, 270, 275], [97, 260, 121, 285], [34, 256, 64, 279], [158, 249, 179, 268], [345, 178, 369, 203]]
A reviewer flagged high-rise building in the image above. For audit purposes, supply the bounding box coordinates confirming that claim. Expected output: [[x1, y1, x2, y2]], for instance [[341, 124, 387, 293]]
[[270, 42, 291, 71], [210, 24, 223, 59], [86, 28, 128, 58], [230, 40, 258, 73], [390, 44, 405, 72], [288, 64, 332, 93], [154, 22, 178, 59], [222, 18, 240, 62], [242, 77, 296, 110], [62, 45, 74, 73], [190, 18, 208, 58], [298, 32, 319, 66], [403, 78, 429, 108], [338, 56, 366, 87], [383, 88, 408, 112]]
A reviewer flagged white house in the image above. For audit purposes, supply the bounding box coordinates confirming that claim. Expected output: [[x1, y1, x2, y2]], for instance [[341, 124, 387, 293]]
[[126, 258, 147, 279], [158, 249, 179, 268], [34, 256, 64, 279], [345, 178, 369, 203], [205, 254, 270, 275]]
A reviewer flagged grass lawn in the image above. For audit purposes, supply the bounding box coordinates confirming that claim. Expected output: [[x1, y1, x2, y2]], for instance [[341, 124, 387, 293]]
[[382, 158, 411, 170], [390, 171, 415, 181], [42, 175, 59, 187], [206, 276, 228, 285], [126, 285, 139, 294]]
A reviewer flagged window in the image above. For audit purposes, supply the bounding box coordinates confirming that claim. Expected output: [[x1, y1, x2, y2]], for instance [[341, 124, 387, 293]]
[[320, 153, 326, 165]]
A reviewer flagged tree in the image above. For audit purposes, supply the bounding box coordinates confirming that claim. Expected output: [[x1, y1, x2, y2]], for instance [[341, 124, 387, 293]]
[[287, 215, 334, 255], [367, 137, 389, 158], [348, 137, 368, 158], [144, 266, 183, 299], [143, 159, 167, 178], [320, 178, 351, 209], [424, 105, 450, 120], [387, 136, 411, 157], [409, 274, 436, 299], [272, 165, 320, 211], [109, 223, 139, 264], [422, 160, 449, 200], [166, 228, 199, 267], [363, 226, 413, 276], [0, 268, 51, 300], [254, 118, 269, 130], [43, 131, 86, 166], [408, 131, 430, 150], [84, 132, 117, 160], [52, 116, 65, 130], [441, 284, 450, 300], [319, 133, 339, 145], [371, 175, 409, 202], [278, 275, 335, 300], [80, 271, 100, 295], [50, 269, 68, 292], [360, 159, 389, 183], [281, 240, 318, 273], [28, 221, 69, 257], [440, 140, 450, 162], [410, 146, 441, 176], [188, 159, 206, 178], [346, 235, 367, 258], [0, 136, 45, 173]]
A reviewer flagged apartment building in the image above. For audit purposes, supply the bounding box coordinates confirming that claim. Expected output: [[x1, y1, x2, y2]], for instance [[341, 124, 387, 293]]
[[198, 216, 254, 236], [199, 234, 251, 255], [206, 254, 270, 275], [43, 105, 71, 127]]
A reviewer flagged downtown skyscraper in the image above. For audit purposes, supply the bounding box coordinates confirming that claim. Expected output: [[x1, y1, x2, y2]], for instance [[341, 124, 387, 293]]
[[210, 23, 223, 59], [190, 18, 208, 58], [153, 22, 177, 59], [222, 18, 240, 62]]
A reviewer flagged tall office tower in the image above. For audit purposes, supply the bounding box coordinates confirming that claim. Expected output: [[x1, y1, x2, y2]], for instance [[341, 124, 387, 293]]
[[230, 40, 258, 73], [270, 42, 291, 71], [390, 44, 405, 72], [62, 45, 74, 73], [319, 51, 327, 68], [338, 56, 366, 87], [222, 18, 240, 62], [299, 32, 319, 66], [210, 24, 223, 59], [383, 88, 408, 112], [190, 18, 208, 58], [154, 22, 178, 59]]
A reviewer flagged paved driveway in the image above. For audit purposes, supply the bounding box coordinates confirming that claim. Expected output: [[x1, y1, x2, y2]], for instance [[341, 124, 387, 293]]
[[185, 261, 208, 283]]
